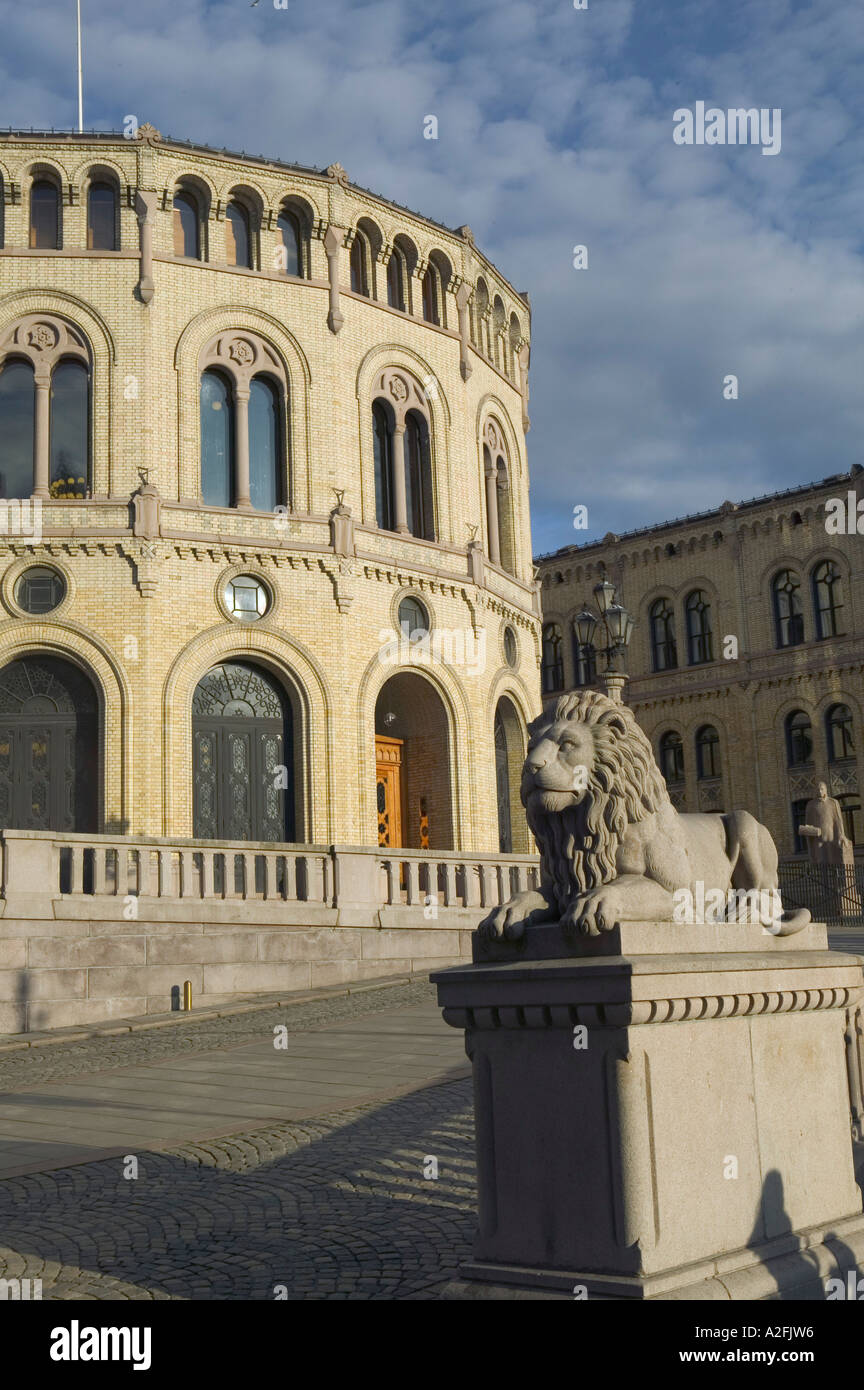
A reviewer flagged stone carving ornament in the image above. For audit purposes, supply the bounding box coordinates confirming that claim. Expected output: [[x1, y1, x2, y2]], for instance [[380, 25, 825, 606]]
[[481, 688, 810, 943]]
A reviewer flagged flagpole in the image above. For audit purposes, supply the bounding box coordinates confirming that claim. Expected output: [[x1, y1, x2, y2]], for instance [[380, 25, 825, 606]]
[[76, 0, 83, 132]]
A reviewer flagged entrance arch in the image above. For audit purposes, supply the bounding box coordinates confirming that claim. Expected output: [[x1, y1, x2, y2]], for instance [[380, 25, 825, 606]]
[[192, 661, 294, 841], [0, 655, 98, 832], [375, 672, 453, 850], [494, 695, 528, 853]]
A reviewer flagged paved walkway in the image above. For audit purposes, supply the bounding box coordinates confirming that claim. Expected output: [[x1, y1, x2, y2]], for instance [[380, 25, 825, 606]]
[[0, 985, 467, 1179]]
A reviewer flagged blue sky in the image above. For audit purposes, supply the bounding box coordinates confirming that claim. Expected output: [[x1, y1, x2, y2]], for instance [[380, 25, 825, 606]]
[[0, 0, 861, 556]]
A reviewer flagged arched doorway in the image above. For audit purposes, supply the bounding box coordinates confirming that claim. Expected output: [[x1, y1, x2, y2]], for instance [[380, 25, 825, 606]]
[[192, 661, 294, 841], [375, 673, 453, 850], [0, 655, 98, 832], [494, 696, 528, 853]]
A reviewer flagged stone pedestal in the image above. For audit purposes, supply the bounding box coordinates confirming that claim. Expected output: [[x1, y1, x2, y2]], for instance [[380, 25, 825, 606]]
[[432, 921, 864, 1299]]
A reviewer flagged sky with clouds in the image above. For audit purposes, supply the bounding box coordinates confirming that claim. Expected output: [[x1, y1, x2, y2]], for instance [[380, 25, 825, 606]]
[[0, 0, 861, 557]]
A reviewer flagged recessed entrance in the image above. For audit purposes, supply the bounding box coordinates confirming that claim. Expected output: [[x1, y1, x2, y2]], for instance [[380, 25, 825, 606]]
[[0, 655, 98, 832], [375, 673, 453, 849], [192, 661, 293, 842]]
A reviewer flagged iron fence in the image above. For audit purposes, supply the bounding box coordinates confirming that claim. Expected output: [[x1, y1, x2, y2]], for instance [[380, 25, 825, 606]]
[[778, 861, 864, 928]]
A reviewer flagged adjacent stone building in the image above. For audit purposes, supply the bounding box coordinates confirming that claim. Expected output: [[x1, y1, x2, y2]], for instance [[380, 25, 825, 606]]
[[536, 468, 864, 860]]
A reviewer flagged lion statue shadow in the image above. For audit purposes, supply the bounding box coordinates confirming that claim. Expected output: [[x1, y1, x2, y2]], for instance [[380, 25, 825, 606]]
[[481, 689, 810, 945]]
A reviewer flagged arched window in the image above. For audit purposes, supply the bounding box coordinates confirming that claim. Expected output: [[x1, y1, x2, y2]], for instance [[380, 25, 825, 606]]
[[49, 360, 89, 498], [685, 589, 713, 665], [785, 710, 813, 767], [650, 598, 677, 671], [421, 265, 440, 325], [405, 410, 433, 540], [826, 703, 854, 763], [572, 633, 597, 688], [0, 359, 35, 499], [277, 211, 302, 277], [492, 296, 506, 369], [696, 725, 721, 780], [87, 181, 116, 250], [30, 179, 59, 249], [173, 192, 200, 259], [474, 278, 489, 353], [200, 370, 234, 507], [541, 623, 564, 694], [812, 560, 844, 639], [659, 730, 684, 785], [773, 569, 804, 647], [387, 249, 406, 311], [838, 795, 862, 845], [248, 376, 281, 512], [225, 201, 252, 268], [372, 401, 395, 531], [350, 233, 369, 296]]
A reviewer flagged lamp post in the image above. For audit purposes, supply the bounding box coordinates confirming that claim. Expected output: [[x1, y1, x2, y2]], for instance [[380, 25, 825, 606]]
[[574, 578, 634, 704]]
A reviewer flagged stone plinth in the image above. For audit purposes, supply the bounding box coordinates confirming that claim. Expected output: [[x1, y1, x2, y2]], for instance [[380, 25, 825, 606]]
[[433, 922, 864, 1299]]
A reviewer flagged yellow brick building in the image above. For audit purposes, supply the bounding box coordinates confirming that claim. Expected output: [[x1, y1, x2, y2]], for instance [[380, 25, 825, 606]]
[[536, 470, 864, 861], [0, 125, 541, 858]]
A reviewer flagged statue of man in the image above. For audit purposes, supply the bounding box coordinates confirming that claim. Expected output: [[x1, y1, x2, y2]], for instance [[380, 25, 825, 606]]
[[800, 781, 851, 865]]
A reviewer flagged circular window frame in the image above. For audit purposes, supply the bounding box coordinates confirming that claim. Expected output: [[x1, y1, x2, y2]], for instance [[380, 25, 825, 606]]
[[391, 587, 433, 638], [215, 566, 276, 625], [2, 558, 74, 619], [502, 624, 519, 669]]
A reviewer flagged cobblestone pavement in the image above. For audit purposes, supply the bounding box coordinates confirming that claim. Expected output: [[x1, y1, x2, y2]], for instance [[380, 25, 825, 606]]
[[0, 1075, 476, 1300], [0, 979, 435, 1092]]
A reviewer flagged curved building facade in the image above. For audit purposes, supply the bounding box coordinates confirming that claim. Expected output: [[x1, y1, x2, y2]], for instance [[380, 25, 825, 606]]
[[0, 125, 540, 864]]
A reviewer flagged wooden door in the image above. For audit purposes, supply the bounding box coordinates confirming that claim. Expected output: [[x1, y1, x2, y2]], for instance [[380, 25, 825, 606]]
[[375, 735, 404, 848]]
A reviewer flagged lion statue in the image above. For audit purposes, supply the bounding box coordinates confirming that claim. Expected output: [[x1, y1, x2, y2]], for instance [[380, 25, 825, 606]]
[[481, 689, 810, 941]]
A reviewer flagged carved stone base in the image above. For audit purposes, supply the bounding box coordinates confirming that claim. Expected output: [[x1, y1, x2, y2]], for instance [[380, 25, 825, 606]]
[[432, 932, 864, 1300]]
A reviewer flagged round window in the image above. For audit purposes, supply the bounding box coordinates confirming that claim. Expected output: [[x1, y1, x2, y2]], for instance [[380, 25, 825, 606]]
[[503, 626, 518, 667], [397, 595, 429, 636], [15, 566, 66, 614], [223, 574, 270, 622]]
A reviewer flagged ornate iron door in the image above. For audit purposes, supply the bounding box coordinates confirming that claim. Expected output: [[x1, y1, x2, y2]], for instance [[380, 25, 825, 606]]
[[192, 662, 292, 842], [0, 657, 98, 832]]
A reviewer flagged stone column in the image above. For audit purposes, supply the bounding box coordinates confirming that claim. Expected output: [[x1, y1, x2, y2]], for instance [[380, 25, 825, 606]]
[[455, 282, 473, 381], [324, 225, 344, 334], [234, 386, 252, 510], [485, 464, 501, 564], [392, 423, 410, 534], [135, 191, 158, 305], [32, 372, 51, 499]]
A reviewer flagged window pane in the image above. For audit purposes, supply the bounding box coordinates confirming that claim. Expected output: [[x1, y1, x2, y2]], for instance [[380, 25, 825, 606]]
[[373, 403, 394, 529], [30, 181, 59, 249], [49, 361, 88, 497], [0, 360, 35, 499], [387, 254, 404, 310], [277, 214, 300, 276], [87, 183, 115, 250], [351, 238, 367, 295], [422, 269, 438, 324], [173, 194, 199, 258], [248, 377, 280, 512], [201, 371, 233, 507], [226, 203, 250, 268]]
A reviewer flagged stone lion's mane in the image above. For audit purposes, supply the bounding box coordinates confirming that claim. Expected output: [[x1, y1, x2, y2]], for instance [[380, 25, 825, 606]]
[[524, 690, 671, 913]]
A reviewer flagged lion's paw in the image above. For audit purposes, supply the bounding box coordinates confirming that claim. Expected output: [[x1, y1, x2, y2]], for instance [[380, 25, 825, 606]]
[[563, 892, 620, 937]]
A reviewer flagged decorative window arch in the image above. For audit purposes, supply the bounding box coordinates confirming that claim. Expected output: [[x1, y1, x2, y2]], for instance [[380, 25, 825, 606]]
[[275, 197, 314, 278], [649, 597, 677, 671], [474, 278, 490, 353], [541, 622, 564, 694], [350, 219, 382, 299], [695, 724, 721, 780], [387, 236, 417, 313], [421, 262, 440, 325], [173, 182, 207, 260], [811, 559, 844, 639], [508, 313, 522, 381], [371, 369, 434, 540], [826, 703, 854, 763], [0, 315, 91, 498], [198, 331, 287, 512], [85, 169, 119, 250], [30, 172, 61, 249], [225, 198, 253, 269], [773, 569, 804, 648], [482, 418, 515, 574], [785, 709, 813, 767], [685, 589, 713, 664], [492, 296, 506, 371], [659, 730, 685, 785]]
